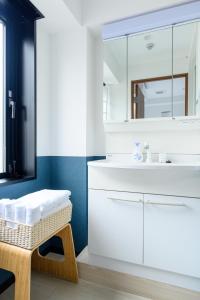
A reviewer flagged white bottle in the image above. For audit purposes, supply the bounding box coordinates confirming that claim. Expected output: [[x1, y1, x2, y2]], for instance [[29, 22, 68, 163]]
[[133, 142, 143, 163], [144, 143, 152, 163]]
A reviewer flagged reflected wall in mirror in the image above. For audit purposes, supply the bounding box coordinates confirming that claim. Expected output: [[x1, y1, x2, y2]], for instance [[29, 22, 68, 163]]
[[129, 27, 173, 119], [103, 37, 127, 121], [173, 21, 200, 117]]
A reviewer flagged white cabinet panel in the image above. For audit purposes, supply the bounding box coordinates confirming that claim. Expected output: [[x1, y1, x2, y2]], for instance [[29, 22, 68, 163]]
[[88, 190, 143, 264], [144, 194, 200, 278]]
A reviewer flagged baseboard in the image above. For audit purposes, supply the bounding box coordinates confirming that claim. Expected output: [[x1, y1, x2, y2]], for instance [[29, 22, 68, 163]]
[[78, 262, 200, 300]]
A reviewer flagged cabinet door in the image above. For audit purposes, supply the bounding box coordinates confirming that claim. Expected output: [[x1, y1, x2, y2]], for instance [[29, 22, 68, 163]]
[[88, 190, 143, 264], [144, 194, 200, 278]]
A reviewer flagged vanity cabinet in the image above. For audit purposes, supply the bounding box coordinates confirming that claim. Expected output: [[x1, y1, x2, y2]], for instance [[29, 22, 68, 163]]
[[88, 187, 200, 278], [144, 194, 200, 278], [88, 190, 143, 264]]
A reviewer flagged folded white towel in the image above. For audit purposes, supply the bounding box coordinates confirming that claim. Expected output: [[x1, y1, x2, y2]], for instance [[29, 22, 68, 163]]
[[3, 199, 23, 228], [26, 203, 41, 226], [17, 189, 71, 225], [4, 200, 21, 222], [0, 190, 71, 226], [15, 202, 27, 224], [0, 199, 11, 219]]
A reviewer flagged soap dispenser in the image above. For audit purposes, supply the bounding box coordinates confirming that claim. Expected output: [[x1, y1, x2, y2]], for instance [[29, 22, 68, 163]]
[[133, 142, 143, 163], [144, 142, 152, 163]]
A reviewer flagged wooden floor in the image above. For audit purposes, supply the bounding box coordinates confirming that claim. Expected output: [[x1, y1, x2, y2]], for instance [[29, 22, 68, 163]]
[[0, 271, 151, 300]]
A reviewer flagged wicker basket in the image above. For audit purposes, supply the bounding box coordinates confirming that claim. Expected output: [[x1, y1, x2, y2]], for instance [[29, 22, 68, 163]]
[[0, 204, 72, 250]]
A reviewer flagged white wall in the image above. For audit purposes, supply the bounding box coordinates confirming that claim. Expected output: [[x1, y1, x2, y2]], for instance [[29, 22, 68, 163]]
[[86, 30, 98, 156], [49, 27, 88, 157], [35, 2, 106, 158], [36, 23, 51, 156], [106, 129, 200, 155], [63, 0, 83, 24]]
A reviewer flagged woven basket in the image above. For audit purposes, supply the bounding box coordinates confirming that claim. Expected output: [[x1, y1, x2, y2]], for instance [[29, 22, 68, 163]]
[[0, 204, 72, 250]]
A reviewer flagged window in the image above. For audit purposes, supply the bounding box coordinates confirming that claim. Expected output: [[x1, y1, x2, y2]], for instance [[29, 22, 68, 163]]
[[0, 0, 43, 182], [0, 21, 5, 176]]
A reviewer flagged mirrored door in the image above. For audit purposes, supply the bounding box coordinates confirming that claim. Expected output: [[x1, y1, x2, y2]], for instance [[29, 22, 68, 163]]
[[173, 21, 200, 117], [128, 27, 173, 119], [103, 37, 128, 121]]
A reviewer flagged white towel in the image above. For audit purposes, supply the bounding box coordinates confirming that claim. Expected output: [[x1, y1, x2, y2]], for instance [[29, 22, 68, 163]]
[[15, 202, 27, 224], [17, 189, 71, 225], [26, 203, 41, 226], [4, 199, 23, 228], [0, 190, 71, 226], [0, 199, 11, 219], [4, 200, 21, 222]]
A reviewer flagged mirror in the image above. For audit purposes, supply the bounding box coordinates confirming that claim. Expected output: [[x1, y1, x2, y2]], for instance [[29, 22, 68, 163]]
[[128, 27, 173, 119], [103, 37, 127, 121], [173, 21, 200, 117], [103, 20, 200, 122]]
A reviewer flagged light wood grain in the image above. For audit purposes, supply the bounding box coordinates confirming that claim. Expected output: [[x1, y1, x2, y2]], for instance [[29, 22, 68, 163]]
[[0, 224, 78, 300], [0, 242, 32, 300], [32, 224, 78, 282], [78, 262, 200, 300]]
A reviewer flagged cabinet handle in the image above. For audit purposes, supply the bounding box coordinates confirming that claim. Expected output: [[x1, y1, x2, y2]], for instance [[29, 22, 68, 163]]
[[108, 197, 143, 204], [145, 201, 186, 207]]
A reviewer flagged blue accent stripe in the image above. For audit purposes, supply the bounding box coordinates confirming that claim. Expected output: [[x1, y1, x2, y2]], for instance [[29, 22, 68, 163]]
[[103, 1, 200, 39]]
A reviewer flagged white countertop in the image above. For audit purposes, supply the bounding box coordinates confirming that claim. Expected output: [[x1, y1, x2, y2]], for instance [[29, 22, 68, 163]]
[[88, 159, 200, 171]]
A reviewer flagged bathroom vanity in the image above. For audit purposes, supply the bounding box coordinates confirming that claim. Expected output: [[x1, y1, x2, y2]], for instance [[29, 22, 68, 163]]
[[84, 3, 200, 294], [88, 159, 200, 279]]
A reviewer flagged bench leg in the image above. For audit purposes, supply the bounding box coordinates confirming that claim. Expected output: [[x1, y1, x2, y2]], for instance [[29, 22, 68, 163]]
[[0, 242, 31, 300], [32, 224, 78, 283], [14, 252, 31, 300]]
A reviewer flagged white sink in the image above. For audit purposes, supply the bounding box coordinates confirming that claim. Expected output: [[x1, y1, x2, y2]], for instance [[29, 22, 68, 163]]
[[88, 159, 200, 171]]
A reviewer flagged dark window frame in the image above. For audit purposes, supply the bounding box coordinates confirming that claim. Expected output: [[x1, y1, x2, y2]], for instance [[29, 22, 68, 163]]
[[0, 0, 43, 182]]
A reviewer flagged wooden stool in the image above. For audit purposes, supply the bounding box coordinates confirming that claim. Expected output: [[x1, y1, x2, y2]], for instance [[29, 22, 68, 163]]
[[0, 224, 78, 300]]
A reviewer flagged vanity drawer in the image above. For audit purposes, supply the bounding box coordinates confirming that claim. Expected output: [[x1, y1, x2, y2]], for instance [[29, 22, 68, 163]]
[[88, 189, 143, 264]]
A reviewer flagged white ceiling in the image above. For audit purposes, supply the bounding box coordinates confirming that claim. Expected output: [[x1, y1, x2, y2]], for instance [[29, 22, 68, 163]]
[[31, 0, 193, 34], [30, 0, 80, 33]]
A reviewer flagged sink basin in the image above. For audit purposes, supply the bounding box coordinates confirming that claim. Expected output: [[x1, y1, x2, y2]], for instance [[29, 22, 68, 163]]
[[88, 159, 200, 171]]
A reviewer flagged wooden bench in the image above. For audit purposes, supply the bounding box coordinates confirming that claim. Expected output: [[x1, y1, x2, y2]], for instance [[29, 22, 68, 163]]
[[0, 224, 78, 300]]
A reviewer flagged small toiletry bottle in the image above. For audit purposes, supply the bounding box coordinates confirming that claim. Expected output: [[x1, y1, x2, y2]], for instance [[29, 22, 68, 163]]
[[144, 142, 152, 163], [133, 142, 143, 163], [159, 153, 167, 163]]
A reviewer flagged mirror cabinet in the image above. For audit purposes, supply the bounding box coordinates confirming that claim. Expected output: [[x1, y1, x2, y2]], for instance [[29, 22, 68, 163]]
[[103, 20, 200, 122]]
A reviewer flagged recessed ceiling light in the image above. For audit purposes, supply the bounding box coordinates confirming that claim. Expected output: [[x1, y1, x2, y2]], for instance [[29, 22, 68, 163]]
[[146, 42, 154, 50]]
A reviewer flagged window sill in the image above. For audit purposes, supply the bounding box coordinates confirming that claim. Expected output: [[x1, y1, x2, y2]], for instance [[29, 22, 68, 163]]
[[0, 175, 36, 187]]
